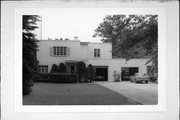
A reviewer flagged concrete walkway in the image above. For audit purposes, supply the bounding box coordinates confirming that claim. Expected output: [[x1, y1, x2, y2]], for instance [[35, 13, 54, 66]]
[[95, 81, 158, 105]]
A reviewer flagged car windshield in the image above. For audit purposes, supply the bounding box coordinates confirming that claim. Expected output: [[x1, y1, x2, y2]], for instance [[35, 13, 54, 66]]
[[135, 73, 147, 76]]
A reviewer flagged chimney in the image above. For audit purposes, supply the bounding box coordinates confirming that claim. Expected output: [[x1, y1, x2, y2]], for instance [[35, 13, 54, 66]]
[[74, 36, 78, 41]]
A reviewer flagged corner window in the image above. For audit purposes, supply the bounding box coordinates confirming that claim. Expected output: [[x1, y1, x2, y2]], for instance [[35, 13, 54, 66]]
[[38, 65, 48, 73], [94, 49, 100, 57]]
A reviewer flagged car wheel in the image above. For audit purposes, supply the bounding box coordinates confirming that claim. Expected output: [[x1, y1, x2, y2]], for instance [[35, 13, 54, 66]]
[[146, 81, 148, 84]]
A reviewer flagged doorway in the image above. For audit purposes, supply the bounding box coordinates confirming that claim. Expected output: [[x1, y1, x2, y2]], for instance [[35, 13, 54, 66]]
[[94, 66, 108, 81], [121, 67, 139, 81]]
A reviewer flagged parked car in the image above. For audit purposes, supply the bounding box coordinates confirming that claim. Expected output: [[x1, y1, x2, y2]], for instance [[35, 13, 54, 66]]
[[130, 73, 150, 83], [122, 72, 130, 81]]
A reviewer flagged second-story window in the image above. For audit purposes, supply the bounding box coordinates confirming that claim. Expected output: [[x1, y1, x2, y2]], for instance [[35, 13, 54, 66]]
[[94, 49, 100, 57], [53, 46, 67, 56]]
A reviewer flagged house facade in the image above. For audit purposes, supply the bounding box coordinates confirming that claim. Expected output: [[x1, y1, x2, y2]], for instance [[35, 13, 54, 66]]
[[37, 38, 151, 82]]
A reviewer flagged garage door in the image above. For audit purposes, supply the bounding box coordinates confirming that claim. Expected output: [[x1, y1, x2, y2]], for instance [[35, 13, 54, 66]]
[[121, 67, 139, 81], [94, 66, 108, 81]]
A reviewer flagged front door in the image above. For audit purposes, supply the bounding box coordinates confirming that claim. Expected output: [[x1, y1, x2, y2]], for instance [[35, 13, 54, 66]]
[[71, 66, 75, 73]]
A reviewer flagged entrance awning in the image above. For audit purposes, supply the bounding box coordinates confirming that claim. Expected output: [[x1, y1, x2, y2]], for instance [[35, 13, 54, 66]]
[[65, 60, 78, 65]]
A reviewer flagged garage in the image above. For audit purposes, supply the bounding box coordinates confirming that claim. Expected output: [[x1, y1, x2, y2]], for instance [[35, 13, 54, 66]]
[[94, 66, 108, 81], [121, 67, 139, 81]]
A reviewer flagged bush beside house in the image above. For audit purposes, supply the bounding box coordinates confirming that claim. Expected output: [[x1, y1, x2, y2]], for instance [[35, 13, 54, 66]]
[[76, 61, 87, 82], [87, 64, 95, 82], [49, 64, 59, 82], [38, 63, 78, 83], [50, 64, 59, 73], [58, 63, 66, 73], [37, 62, 95, 83], [49, 73, 78, 83]]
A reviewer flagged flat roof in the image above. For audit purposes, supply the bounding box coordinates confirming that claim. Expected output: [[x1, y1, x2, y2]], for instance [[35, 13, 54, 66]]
[[38, 39, 112, 44]]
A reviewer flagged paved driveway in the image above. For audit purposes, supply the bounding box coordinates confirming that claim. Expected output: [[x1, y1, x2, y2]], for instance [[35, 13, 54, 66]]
[[23, 83, 139, 105], [95, 81, 158, 105]]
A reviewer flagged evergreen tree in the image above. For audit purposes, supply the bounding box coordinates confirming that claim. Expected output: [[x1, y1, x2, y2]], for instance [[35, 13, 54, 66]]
[[58, 63, 66, 73], [23, 15, 40, 95], [77, 61, 87, 82], [50, 64, 59, 73], [87, 64, 95, 82]]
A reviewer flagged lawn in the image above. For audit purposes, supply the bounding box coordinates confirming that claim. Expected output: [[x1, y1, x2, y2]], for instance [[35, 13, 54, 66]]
[[23, 83, 139, 105]]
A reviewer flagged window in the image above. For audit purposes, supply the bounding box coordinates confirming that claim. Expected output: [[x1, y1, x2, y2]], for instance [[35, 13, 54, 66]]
[[94, 49, 100, 57], [53, 46, 67, 56], [50, 46, 70, 57], [38, 65, 48, 73]]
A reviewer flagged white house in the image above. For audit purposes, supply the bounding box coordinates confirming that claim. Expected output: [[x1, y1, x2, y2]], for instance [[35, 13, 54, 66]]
[[37, 37, 151, 82]]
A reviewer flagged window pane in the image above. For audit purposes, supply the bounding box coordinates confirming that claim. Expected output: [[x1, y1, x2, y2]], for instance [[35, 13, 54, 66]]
[[94, 49, 100, 57], [57, 47, 59, 55], [98, 49, 100, 57], [53, 47, 56, 55], [64, 47, 66, 55], [60, 47, 63, 55], [94, 49, 96, 57]]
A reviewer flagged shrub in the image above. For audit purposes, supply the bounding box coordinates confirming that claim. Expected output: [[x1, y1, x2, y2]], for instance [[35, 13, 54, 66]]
[[77, 61, 87, 82], [87, 64, 95, 82], [50, 64, 59, 73], [49, 73, 78, 83], [58, 63, 66, 73], [150, 76, 157, 82], [36, 73, 49, 82], [23, 80, 32, 95]]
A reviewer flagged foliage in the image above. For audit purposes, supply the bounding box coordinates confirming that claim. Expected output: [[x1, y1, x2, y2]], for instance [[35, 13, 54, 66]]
[[50, 64, 59, 73], [58, 63, 67, 73], [87, 64, 95, 82], [77, 61, 87, 80], [49, 73, 78, 83], [23, 15, 40, 95], [93, 15, 158, 71]]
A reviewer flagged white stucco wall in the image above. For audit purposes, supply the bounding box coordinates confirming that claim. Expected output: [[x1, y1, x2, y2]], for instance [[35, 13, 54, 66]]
[[88, 43, 112, 60], [37, 40, 112, 72], [79, 45, 88, 61], [37, 40, 81, 72]]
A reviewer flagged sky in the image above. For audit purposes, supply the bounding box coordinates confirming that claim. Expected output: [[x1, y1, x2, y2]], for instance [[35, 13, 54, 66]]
[[35, 8, 111, 42]]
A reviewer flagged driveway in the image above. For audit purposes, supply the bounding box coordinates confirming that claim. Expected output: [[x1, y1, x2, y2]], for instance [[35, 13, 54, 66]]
[[95, 81, 158, 105], [23, 83, 139, 105]]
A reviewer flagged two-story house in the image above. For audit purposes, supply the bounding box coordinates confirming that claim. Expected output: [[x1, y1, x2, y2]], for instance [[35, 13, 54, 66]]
[[37, 37, 151, 82]]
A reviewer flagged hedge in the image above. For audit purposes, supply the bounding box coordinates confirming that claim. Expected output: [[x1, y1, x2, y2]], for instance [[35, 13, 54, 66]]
[[37, 73, 79, 83]]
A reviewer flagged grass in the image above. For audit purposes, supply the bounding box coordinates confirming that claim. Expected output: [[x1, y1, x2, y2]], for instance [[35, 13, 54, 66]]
[[23, 83, 139, 105]]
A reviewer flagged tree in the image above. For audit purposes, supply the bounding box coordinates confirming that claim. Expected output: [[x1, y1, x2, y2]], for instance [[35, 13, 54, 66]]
[[87, 64, 95, 82], [77, 61, 87, 82], [93, 15, 158, 72], [50, 64, 59, 73], [23, 15, 40, 95], [58, 63, 66, 73], [64, 38, 70, 40]]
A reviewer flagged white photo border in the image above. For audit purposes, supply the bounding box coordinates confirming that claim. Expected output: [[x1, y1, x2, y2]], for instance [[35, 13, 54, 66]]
[[14, 8, 166, 112]]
